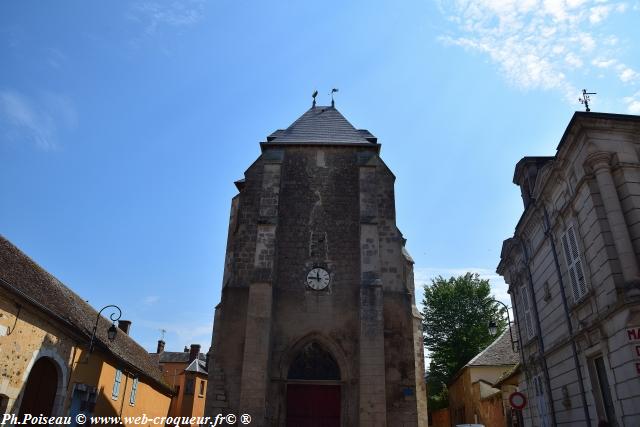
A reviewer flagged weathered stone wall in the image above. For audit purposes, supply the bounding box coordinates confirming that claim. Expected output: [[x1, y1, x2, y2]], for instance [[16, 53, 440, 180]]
[[207, 144, 427, 426], [0, 291, 74, 416]]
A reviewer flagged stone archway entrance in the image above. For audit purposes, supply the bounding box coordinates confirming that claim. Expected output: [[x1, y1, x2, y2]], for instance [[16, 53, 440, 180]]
[[18, 357, 58, 418], [286, 342, 341, 427]]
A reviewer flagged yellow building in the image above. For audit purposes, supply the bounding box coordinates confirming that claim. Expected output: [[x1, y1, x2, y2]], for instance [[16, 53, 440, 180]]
[[0, 236, 172, 425], [152, 343, 208, 426]]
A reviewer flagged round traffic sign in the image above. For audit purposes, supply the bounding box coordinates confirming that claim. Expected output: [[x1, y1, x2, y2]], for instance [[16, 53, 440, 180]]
[[509, 391, 527, 410]]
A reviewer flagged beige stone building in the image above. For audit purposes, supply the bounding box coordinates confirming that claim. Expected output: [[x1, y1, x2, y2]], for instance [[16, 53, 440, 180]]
[[448, 330, 518, 426], [497, 112, 640, 426], [204, 103, 427, 426]]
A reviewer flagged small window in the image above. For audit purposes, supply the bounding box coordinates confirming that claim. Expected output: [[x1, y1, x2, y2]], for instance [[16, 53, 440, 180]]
[[129, 377, 139, 406], [185, 378, 195, 395], [112, 369, 122, 400], [199, 380, 205, 397], [561, 224, 588, 301]]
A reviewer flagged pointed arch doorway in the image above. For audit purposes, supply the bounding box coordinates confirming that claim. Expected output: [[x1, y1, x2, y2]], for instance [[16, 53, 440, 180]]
[[286, 342, 341, 427]]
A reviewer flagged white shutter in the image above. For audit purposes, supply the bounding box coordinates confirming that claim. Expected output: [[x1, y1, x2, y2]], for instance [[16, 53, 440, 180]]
[[112, 369, 122, 400], [519, 286, 535, 339], [561, 224, 588, 301]]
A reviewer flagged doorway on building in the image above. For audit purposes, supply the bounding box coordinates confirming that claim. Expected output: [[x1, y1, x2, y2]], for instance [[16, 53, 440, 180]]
[[286, 342, 341, 427], [18, 357, 59, 417]]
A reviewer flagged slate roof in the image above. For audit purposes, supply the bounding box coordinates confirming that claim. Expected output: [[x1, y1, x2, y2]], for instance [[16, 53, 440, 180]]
[[156, 351, 206, 364], [467, 329, 520, 367], [184, 358, 208, 375], [0, 236, 171, 393], [493, 363, 522, 387], [264, 106, 378, 146]]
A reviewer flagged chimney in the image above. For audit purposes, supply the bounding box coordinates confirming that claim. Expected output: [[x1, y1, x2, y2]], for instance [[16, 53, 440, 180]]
[[156, 340, 165, 353], [189, 344, 201, 363], [118, 320, 132, 335]]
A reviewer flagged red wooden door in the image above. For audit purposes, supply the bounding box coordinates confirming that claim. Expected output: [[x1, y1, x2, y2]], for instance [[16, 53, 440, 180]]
[[286, 384, 340, 427]]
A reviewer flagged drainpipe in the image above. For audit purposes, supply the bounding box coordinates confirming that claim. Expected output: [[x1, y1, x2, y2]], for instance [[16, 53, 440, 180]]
[[517, 235, 558, 427], [542, 205, 592, 427]]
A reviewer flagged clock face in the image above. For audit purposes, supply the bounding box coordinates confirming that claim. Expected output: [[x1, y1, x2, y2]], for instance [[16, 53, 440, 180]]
[[306, 267, 330, 290]]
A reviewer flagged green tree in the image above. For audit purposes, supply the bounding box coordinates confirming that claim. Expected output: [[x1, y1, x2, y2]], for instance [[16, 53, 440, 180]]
[[422, 273, 506, 410]]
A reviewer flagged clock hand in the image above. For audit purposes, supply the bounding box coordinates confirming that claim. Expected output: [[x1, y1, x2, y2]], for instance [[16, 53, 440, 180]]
[[316, 271, 320, 281]]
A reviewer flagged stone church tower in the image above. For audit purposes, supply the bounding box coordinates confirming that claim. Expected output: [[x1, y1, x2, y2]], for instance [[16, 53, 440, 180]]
[[205, 104, 427, 426]]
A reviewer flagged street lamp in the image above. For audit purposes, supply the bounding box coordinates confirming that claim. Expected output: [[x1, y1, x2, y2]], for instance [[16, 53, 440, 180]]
[[89, 304, 122, 354], [488, 319, 498, 336], [487, 299, 519, 353]]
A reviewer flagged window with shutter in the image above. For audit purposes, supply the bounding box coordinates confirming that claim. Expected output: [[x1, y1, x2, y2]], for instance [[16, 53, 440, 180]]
[[561, 224, 588, 301], [112, 369, 122, 400], [519, 286, 535, 339], [130, 377, 138, 406]]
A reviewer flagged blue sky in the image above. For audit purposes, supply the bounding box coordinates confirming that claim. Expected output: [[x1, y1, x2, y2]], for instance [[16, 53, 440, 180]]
[[1, 0, 639, 352]]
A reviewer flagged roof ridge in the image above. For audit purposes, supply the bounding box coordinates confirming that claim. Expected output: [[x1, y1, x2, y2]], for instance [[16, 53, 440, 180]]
[[0, 235, 171, 392]]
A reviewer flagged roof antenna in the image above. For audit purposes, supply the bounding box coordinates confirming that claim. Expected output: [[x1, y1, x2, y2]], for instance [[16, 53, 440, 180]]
[[330, 88, 339, 107], [579, 89, 596, 112], [312, 90, 318, 108], [160, 328, 166, 341]]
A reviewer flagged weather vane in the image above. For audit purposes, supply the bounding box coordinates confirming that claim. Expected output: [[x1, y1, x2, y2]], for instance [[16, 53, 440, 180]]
[[579, 89, 596, 112], [160, 328, 166, 341], [330, 88, 339, 107], [312, 90, 318, 108]]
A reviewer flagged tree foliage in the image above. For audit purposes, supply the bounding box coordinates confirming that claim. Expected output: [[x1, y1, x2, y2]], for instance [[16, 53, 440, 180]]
[[422, 273, 506, 410]]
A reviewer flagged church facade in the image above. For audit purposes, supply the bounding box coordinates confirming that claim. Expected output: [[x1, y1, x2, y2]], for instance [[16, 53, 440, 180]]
[[204, 104, 427, 426]]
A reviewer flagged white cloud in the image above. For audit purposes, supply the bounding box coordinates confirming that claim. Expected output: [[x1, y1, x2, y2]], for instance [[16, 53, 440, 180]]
[[46, 48, 66, 69], [620, 67, 639, 82], [0, 90, 76, 150], [565, 52, 583, 68], [438, 0, 635, 103], [592, 57, 617, 68], [624, 91, 640, 114], [128, 0, 205, 35], [589, 5, 612, 23], [143, 295, 160, 305]]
